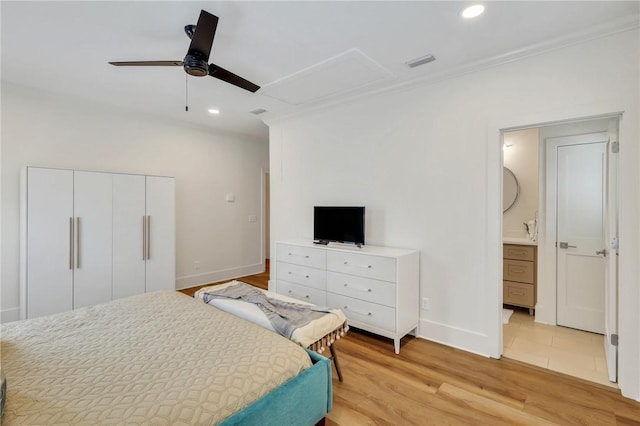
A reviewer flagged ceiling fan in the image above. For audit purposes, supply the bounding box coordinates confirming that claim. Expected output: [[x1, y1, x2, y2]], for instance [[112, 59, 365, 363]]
[[109, 10, 260, 93]]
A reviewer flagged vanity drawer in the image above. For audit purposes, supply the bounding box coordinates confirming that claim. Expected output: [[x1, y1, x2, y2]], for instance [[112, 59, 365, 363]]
[[276, 262, 326, 290], [327, 271, 396, 308], [504, 244, 535, 261], [327, 251, 396, 282], [503, 281, 534, 307], [327, 293, 396, 333], [503, 259, 534, 284], [277, 281, 327, 306], [276, 243, 326, 269]]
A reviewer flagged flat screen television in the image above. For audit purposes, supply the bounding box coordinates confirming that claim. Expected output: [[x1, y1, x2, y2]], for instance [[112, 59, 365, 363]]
[[313, 206, 365, 246]]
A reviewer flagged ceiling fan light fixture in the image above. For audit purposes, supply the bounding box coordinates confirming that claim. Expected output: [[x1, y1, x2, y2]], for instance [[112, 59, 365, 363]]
[[208, 109, 220, 115], [183, 55, 209, 77]]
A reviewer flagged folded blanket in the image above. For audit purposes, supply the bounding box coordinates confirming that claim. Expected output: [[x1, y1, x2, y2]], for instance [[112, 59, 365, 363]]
[[202, 282, 337, 339]]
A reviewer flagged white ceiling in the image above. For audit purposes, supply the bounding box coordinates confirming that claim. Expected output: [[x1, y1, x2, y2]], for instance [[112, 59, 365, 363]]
[[2, 1, 638, 139]]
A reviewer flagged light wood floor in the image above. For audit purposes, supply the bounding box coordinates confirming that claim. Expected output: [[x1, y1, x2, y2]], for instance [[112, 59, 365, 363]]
[[179, 264, 640, 425]]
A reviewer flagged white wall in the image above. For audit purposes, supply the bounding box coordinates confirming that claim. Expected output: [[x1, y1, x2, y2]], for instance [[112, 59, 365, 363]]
[[268, 29, 639, 399], [1, 82, 269, 320], [503, 128, 538, 239]]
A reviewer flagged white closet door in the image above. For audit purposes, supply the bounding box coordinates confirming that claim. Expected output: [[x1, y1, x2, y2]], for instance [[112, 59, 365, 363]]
[[26, 167, 74, 318], [73, 171, 113, 309], [145, 176, 175, 291], [113, 174, 146, 300]]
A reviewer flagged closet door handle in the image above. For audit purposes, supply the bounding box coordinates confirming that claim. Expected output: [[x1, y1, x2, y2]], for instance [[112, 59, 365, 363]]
[[69, 217, 74, 269], [142, 216, 147, 260], [146, 216, 151, 260], [76, 217, 81, 269]]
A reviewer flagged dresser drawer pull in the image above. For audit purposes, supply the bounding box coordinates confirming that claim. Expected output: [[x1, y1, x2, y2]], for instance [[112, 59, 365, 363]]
[[343, 283, 372, 292], [287, 271, 311, 279], [287, 252, 311, 259], [510, 249, 526, 255], [510, 291, 525, 296], [287, 290, 310, 299], [343, 261, 373, 269], [510, 268, 526, 274], [343, 306, 372, 316]]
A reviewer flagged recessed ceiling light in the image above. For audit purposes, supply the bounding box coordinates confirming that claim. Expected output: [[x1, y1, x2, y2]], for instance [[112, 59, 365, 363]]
[[461, 4, 485, 19], [208, 109, 220, 115]]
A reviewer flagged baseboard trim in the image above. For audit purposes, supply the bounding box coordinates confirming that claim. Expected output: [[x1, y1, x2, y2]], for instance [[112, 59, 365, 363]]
[[176, 263, 264, 290], [418, 318, 492, 358], [1, 307, 20, 323]]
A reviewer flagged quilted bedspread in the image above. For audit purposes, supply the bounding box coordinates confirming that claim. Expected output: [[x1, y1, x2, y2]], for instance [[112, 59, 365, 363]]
[[0, 291, 312, 425]]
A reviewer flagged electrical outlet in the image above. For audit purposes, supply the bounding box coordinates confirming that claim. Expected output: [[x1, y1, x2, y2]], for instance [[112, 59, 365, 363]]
[[248, 215, 257, 222], [421, 297, 430, 311], [193, 261, 200, 271]]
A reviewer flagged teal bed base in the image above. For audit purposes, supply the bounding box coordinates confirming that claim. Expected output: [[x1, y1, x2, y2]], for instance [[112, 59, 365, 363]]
[[220, 350, 332, 426]]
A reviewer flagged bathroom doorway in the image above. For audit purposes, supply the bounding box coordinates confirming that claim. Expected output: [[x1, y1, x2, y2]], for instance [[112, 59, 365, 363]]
[[501, 115, 620, 387]]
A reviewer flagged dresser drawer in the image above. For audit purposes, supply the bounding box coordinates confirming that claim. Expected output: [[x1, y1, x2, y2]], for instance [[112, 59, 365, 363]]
[[277, 281, 327, 306], [327, 293, 395, 333], [503, 281, 534, 307], [276, 262, 326, 290], [504, 244, 535, 261], [327, 271, 396, 308], [276, 243, 326, 269], [503, 259, 534, 284], [327, 251, 396, 282]]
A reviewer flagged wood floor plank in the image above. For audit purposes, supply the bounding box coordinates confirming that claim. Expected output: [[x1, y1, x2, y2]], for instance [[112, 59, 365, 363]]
[[180, 267, 640, 425], [523, 393, 618, 425], [437, 383, 558, 425]]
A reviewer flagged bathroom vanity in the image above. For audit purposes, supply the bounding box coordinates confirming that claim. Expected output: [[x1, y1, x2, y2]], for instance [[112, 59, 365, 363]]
[[503, 238, 537, 315]]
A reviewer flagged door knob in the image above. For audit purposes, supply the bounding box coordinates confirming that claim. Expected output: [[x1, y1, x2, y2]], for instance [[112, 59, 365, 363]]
[[596, 249, 608, 257], [559, 242, 577, 249]]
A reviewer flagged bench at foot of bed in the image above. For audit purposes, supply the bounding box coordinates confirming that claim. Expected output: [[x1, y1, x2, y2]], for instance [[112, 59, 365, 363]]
[[195, 281, 348, 382]]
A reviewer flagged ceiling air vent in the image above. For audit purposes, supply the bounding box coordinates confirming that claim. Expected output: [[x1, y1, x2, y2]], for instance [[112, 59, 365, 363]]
[[406, 54, 436, 69], [249, 108, 267, 115]]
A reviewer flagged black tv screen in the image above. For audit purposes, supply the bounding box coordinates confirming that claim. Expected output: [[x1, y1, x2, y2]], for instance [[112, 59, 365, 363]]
[[314, 206, 365, 245]]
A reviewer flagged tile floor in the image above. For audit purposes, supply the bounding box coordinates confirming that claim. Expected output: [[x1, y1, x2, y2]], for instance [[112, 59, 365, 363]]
[[503, 308, 617, 388]]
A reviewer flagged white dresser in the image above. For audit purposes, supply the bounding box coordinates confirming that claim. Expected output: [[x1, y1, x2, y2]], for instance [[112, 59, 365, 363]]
[[274, 241, 419, 354]]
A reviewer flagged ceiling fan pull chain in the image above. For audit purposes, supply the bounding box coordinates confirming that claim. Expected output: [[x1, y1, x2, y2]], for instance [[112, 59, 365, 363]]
[[185, 74, 189, 112]]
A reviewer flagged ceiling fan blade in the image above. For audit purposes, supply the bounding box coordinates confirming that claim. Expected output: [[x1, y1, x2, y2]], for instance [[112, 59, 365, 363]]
[[109, 61, 183, 66], [187, 10, 219, 62], [208, 63, 260, 93]]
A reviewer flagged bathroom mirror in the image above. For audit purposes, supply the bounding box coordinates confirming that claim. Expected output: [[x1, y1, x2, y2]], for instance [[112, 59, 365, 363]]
[[503, 167, 519, 212]]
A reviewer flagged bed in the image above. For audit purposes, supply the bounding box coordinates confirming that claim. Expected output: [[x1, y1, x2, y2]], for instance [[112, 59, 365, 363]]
[[0, 291, 332, 425]]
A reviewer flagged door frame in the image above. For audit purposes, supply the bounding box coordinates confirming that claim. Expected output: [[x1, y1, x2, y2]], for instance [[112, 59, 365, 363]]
[[491, 112, 622, 355], [488, 101, 639, 400]]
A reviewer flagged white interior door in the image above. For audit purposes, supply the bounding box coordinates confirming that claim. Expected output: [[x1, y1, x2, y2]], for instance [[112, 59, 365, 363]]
[[145, 176, 175, 292], [73, 171, 113, 308], [26, 167, 74, 318], [113, 174, 146, 300], [553, 133, 607, 334]]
